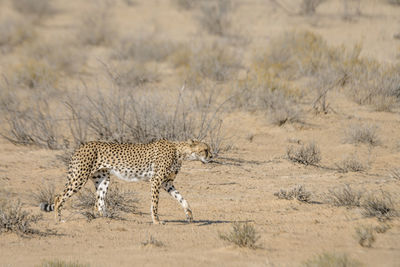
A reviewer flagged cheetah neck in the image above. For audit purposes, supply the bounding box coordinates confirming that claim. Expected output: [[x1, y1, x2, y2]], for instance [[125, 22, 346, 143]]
[[174, 141, 192, 161]]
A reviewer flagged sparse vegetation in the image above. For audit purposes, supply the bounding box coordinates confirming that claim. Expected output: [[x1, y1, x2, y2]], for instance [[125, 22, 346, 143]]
[[362, 191, 397, 221], [197, 0, 234, 36], [37, 259, 90, 267], [173, 0, 196, 9], [287, 142, 321, 166], [219, 222, 260, 249], [327, 185, 362, 207], [73, 186, 138, 220], [12, 0, 55, 21], [344, 123, 380, 146], [31, 184, 55, 206], [0, 200, 42, 236], [141, 235, 164, 247], [0, 15, 35, 52], [274, 185, 312, 203], [390, 168, 400, 180], [355, 225, 375, 248], [300, 0, 325, 15], [303, 252, 362, 267], [335, 154, 368, 173]]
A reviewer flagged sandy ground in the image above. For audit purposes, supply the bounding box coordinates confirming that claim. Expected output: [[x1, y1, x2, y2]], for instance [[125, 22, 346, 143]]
[[0, 0, 400, 266]]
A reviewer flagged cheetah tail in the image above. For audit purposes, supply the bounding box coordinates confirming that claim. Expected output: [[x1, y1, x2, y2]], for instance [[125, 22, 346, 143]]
[[39, 202, 55, 212]]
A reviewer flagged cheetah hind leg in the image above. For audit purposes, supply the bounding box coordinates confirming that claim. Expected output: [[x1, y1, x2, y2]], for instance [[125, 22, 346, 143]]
[[151, 179, 165, 225], [91, 169, 111, 217], [162, 181, 193, 223]]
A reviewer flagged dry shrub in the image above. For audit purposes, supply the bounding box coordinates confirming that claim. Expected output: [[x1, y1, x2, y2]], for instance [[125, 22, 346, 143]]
[[173, 0, 196, 9], [344, 123, 380, 146], [102, 61, 159, 88], [388, 0, 400, 5], [0, 15, 35, 52], [0, 200, 42, 236], [348, 61, 400, 111], [374, 223, 391, 234], [197, 0, 234, 36], [37, 259, 90, 267], [335, 154, 368, 173], [66, 87, 228, 156], [112, 35, 177, 63], [355, 225, 375, 248], [73, 186, 137, 220], [1, 93, 67, 149], [287, 142, 321, 166], [327, 185, 362, 207], [26, 40, 87, 75], [77, 3, 116, 46], [11, 58, 58, 89], [362, 191, 397, 221], [141, 235, 164, 247], [219, 222, 260, 249], [173, 41, 241, 83], [12, 0, 55, 21], [303, 252, 362, 267], [274, 185, 311, 203], [300, 0, 325, 15], [31, 184, 55, 206]]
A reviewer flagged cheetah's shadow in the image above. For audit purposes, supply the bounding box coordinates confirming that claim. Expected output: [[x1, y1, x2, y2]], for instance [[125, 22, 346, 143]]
[[164, 219, 252, 226]]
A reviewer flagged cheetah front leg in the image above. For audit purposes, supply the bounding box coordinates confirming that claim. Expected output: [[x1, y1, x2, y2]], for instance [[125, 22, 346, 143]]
[[162, 181, 193, 223], [150, 179, 165, 225]]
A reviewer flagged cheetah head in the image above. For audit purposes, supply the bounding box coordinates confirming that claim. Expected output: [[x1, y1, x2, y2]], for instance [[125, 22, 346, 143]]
[[185, 139, 212, 164]]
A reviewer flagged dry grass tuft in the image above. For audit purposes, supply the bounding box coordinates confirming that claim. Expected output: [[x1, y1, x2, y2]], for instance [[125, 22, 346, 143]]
[[37, 259, 90, 267], [141, 235, 165, 247], [287, 142, 321, 166], [31, 184, 55, 206], [11, 58, 58, 89], [219, 222, 260, 249], [303, 252, 362, 267], [12, 0, 55, 21], [344, 123, 380, 146], [355, 225, 375, 248], [0, 200, 43, 236], [0, 15, 35, 52], [274, 185, 312, 203], [73, 186, 138, 220], [335, 154, 368, 173], [362, 191, 397, 221], [327, 185, 362, 207], [300, 0, 325, 15], [389, 168, 400, 180]]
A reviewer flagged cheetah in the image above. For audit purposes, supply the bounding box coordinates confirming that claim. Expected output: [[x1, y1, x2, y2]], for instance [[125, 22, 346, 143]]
[[40, 139, 212, 224]]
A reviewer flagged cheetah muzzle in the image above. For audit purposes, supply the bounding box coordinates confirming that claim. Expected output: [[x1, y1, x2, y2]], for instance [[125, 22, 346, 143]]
[[40, 139, 212, 224]]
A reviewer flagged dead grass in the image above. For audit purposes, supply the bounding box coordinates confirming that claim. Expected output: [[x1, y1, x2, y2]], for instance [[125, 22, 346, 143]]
[[344, 123, 380, 146], [287, 142, 321, 166], [31, 184, 55, 207], [362, 191, 397, 221], [355, 225, 375, 248], [11, 58, 58, 89], [73, 186, 138, 220], [327, 185, 362, 207], [37, 259, 90, 267], [0, 15, 35, 52], [173, 0, 196, 10], [389, 168, 400, 180], [300, 0, 325, 15], [141, 235, 164, 247], [303, 252, 362, 267], [12, 0, 55, 22], [335, 154, 368, 173], [0, 200, 43, 236], [76, 3, 115, 46], [274, 185, 312, 203], [219, 222, 260, 249]]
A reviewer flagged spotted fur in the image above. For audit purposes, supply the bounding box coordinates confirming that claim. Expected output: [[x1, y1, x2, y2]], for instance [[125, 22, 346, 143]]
[[41, 139, 211, 224]]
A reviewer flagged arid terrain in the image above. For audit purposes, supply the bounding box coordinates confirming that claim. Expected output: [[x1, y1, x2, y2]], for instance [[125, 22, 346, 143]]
[[0, 0, 399, 266]]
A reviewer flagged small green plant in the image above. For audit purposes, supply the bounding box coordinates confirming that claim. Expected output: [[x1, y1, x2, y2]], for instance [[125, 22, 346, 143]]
[[327, 185, 362, 207], [37, 259, 90, 267], [355, 225, 375, 248], [141, 235, 164, 247], [362, 191, 397, 221], [219, 222, 260, 249], [287, 142, 321, 166], [303, 252, 362, 267], [274, 185, 311, 203]]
